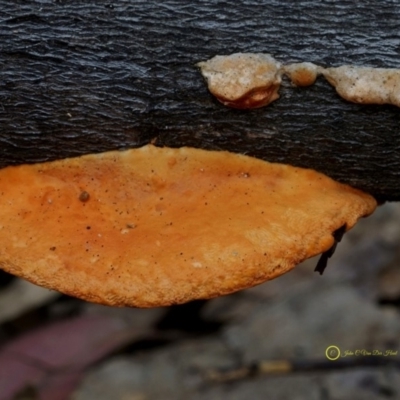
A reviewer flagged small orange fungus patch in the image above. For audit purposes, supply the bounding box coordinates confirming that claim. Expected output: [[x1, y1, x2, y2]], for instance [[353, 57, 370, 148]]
[[0, 145, 376, 307], [283, 62, 319, 87], [197, 53, 282, 109]]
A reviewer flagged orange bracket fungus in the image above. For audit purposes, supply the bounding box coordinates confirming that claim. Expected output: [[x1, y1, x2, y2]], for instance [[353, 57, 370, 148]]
[[197, 53, 282, 109], [0, 145, 376, 307], [321, 66, 400, 107]]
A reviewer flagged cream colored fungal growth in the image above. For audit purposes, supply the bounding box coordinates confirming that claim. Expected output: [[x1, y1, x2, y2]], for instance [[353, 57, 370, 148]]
[[0, 145, 376, 307], [197, 53, 282, 109], [283, 62, 319, 87], [322, 66, 400, 107]]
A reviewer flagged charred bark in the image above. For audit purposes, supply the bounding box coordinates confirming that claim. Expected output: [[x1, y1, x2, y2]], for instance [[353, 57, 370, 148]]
[[1, 0, 400, 200]]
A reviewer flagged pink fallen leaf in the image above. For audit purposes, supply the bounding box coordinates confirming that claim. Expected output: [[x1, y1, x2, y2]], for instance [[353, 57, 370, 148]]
[[0, 314, 151, 400]]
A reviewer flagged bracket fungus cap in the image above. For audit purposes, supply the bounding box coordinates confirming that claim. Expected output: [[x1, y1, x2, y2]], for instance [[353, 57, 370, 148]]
[[0, 145, 376, 307]]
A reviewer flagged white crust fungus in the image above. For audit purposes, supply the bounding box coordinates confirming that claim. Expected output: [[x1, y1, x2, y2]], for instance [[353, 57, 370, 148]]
[[198, 53, 400, 109], [322, 66, 400, 107], [197, 53, 282, 109]]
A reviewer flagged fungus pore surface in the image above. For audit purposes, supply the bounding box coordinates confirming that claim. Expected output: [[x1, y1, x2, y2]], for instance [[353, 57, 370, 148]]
[[0, 145, 376, 307]]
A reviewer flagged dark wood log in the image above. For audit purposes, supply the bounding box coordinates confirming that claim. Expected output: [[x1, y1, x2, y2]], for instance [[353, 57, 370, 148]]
[[1, 0, 400, 200]]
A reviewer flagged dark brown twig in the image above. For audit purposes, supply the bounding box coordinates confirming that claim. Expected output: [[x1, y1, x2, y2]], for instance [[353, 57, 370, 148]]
[[315, 224, 347, 275]]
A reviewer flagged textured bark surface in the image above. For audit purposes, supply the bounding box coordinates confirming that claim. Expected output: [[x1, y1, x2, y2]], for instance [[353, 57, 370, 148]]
[[1, 0, 400, 200]]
